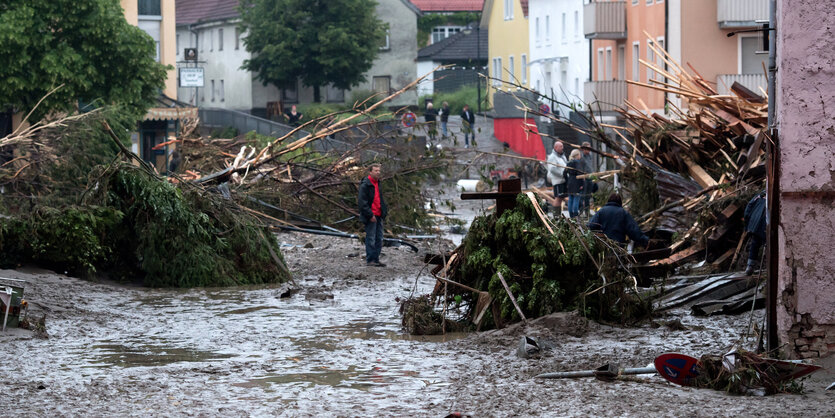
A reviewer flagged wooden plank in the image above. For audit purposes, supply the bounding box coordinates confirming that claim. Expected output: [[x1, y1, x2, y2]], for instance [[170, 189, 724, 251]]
[[496, 272, 527, 322], [717, 202, 742, 224], [681, 155, 718, 188], [649, 243, 705, 267], [731, 81, 766, 104]]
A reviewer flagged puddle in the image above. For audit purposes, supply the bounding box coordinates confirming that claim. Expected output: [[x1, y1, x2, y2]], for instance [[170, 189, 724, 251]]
[[89, 344, 235, 367]]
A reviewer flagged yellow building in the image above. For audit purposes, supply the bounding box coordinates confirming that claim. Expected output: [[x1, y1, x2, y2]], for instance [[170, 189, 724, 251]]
[[481, 0, 531, 106], [121, 0, 178, 98]]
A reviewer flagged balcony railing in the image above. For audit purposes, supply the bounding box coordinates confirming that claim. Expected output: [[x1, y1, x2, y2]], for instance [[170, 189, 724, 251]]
[[584, 1, 626, 40], [584, 80, 626, 112], [717, 74, 768, 96], [717, 0, 768, 28]]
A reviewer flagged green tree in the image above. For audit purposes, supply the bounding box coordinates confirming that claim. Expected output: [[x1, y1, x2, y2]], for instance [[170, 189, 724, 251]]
[[0, 0, 168, 121], [239, 0, 388, 103]]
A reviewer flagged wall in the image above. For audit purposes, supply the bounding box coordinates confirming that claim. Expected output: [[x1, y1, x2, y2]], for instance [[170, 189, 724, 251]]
[[529, 0, 588, 116], [776, 0, 835, 358], [160, 0, 177, 97], [416, 60, 436, 96], [176, 22, 254, 110], [484, 0, 530, 105]]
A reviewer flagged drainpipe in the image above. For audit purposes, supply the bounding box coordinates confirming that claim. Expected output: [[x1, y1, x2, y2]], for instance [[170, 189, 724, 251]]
[[766, 0, 779, 354], [189, 24, 199, 107], [664, 0, 668, 111]]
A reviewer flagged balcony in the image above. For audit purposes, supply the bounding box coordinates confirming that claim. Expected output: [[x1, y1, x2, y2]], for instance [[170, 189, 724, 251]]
[[717, 0, 768, 28], [584, 80, 626, 112], [584, 1, 626, 40], [716, 74, 768, 96]]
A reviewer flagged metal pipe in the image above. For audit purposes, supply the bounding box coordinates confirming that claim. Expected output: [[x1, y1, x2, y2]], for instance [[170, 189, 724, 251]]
[[536, 366, 656, 379]]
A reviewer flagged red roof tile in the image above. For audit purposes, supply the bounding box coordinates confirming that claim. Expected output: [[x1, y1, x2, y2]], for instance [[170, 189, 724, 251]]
[[520, 0, 528, 18], [410, 0, 484, 12]]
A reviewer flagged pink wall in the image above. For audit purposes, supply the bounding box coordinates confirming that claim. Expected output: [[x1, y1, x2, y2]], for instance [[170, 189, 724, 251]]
[[776, 0, 835, 358]]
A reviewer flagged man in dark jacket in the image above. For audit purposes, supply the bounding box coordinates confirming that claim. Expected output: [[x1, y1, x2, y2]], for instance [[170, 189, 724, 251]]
[[424, 102, 438, 143], [588, 193, 649, 247], [743, 191, 767, 275], [357, 163, 388, 267], [460, 104, 476, 148]]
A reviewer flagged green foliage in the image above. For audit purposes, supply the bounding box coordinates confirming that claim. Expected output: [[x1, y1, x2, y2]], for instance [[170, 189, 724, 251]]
[[0, 0, 169, 121], [210, 126, 239, 139], [417, 12, 480, 48], [240, 0, 388, 102], [298, 103, 348, 122], [624, 165, 661, 217], [452, 194, 652, 325], [421, 85, 481, 115]]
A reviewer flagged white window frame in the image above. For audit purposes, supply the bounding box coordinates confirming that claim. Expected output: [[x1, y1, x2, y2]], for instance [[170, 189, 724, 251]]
[[574, 11, 579, 39], [605, 47, 613, 80], [597, 48, 604, 80], [218, 28, 224, 51], [509, 55, 515, 83], [535, 17, 540, 44], [504, 0, 514, 20], [646, 0, 653, 5], [545, 15, 550, 43], [618, 44, 626, 80], [647, 40, 655, 81], [211, 79, 215, 102], [632, 42, 640, 82], [381, 29, 391, 50], [632, 0, 638, 5], [521, 54, 527, 85], [209, 29, 214, 52], [561, 13, 566, 42], [574, 77, 579, 95], [235, 28, 241, 50], [176, 34, 180, 55], [655, 36, 666, 80], [220, 80, 225, 102]]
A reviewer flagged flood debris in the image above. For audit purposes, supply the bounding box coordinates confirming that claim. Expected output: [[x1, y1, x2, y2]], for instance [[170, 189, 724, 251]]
[[535, 362, 656, 380]]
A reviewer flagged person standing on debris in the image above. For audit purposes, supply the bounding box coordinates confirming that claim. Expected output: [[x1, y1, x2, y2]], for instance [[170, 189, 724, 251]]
[[284, 105, 303, 127], [743, 190, 767, 275], [460, 104, 475, 148], [588, 193, 649, 247], [546, 140, 568, 214], [424, 102, 438, 143], [580, 141, 596, 216], [358, 163, 388, 267], [565, 149, 586, 218], [439, 101, 450, 137]]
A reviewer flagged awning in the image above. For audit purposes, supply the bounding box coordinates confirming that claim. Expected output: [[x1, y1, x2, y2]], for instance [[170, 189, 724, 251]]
[[143, 94, 198, 121]]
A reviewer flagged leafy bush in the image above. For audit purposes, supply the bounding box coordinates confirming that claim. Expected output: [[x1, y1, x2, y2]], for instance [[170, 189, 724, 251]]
[[420, 85, 483, 115], [210, 126, 239, 139]]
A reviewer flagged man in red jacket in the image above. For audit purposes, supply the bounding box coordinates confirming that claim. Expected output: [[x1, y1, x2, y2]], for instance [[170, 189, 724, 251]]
[[357, 163, 388, 267]]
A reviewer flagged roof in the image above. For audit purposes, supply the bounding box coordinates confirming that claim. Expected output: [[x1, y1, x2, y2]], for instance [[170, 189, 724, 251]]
[[410, 0, 483, 12], [177, 0, 240, 26], [520, 0, 528, 18], [417, 27, 488, 61], [480, 0, 527, 27]]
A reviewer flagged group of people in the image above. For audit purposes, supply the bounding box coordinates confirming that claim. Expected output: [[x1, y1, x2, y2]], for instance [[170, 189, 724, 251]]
[[545, 139, 598, 218], [424, 102, 476, 147]]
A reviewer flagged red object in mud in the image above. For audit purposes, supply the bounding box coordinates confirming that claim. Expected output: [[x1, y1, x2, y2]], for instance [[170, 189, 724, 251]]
[[655, 353, 701, 386]]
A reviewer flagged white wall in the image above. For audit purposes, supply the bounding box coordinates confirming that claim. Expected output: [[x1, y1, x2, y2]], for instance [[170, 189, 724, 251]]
[[176, 21, 253, 111], [528, 0, 589, 117], [416, 60, 436, 97]]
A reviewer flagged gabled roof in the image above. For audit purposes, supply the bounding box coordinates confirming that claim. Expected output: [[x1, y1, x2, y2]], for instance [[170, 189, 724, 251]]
[[410, 0, 483, 12], [177, 0, 239, 26], [417, 28, 488, 61], [480, 0, 527, 27]]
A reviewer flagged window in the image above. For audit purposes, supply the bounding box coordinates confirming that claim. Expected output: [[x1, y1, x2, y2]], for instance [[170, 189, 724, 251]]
[[536, 79, 541, 92], [574, 11, 579, 38], [209, 29, 214, 51], [282, 81, 298, 103], [606, 48, 612, 80], [218, 29, 223, 51], [199, 31, 204, 52], [618, 45, 626, 80], [561, 13, 566, 40], [646, 0, 653, 4], [656, 37, 665, 80], [372, 76, 391, 94], [504, 0, 514, 20], [381, 29, 391, 50], [326, 84, 345, 102], [574, 78, 579, 96], [535, 18, 540, 43], [647, 41, 655, 80], [137, 18, 161, 62], [211, 80, 215, 102], [431, 27, 462, 44], [632, 42, 640, 82], [597, 48, 604, 80], [509, 56, 515, 82], [220, 80, 225, 102], [138, 0, 161, 16], [521, 54, 527, 85], [235, 28, 241, 50], [560, 70, 567, 95], [546, 15, 550, 41], [632, 0, 638, 5], [492, 57, 503, 85], [740, 36, 767, 74], [176, 34, 180, 55]]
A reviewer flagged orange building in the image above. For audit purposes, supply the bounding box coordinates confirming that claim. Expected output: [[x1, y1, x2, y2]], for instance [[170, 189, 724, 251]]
[[585, 0, 767, 115]]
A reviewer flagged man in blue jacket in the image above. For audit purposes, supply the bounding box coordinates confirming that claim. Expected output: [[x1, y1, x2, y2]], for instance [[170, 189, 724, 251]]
[[357, 163, 388, 267], [743, 191, 767, 275], [588, 193, 649, 248]]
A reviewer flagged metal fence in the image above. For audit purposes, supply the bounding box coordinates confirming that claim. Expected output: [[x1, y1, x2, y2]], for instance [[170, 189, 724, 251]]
[[199, 108, 307, 139]]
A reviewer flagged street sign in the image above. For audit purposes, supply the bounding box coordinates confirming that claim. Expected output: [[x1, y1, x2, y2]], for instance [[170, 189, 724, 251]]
[[179, 67, 204, 87], [402, 112, 416, 128], [539, 103, 550, 114]]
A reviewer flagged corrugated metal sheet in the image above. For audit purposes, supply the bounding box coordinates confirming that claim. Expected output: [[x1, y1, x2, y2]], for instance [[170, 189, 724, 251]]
[[583, 1, 626, 40], [716, 74, 767, 95], [584, 80, 626, 112], [717, 0, 768, 28]]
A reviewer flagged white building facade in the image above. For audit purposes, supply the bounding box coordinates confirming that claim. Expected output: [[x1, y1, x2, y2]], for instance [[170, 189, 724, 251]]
[[527, 0, 589, 117]]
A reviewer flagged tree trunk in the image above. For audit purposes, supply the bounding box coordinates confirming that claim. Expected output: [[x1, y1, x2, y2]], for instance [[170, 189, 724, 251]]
[[313, 85, 321, 103]]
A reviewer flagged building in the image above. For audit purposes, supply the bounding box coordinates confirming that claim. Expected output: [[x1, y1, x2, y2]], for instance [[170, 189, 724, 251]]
[[176, 0, 420, 117], [482, 0, 531, 105], [411, 0, 484, 46], [416, 28, 488, 98], [775, 0, 835, 359], [122, 0, 196, 173], [528, 0, 589, 119], [586, 0, 768, 114]]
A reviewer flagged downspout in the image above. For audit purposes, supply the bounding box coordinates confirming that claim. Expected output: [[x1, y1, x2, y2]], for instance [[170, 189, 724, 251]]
[[766, 0, 779, 353], [664, 0, 668, 111], [189, 23, 199, 107]]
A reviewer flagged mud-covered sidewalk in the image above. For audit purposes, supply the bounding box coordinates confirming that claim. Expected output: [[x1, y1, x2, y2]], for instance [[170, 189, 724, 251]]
[[2, 230, 833, 416]]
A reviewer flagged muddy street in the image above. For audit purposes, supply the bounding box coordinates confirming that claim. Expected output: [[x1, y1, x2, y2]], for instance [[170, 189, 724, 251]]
[[2, 228, 834, 416]]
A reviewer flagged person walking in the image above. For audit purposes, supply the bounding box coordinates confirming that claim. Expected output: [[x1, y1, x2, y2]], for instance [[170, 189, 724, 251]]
[[460, 104, 475, 148], [565, 149, 585, 218], [580, 141, 595, 216], [546, 140, 568, 214], [424, 102, 438, 144], [588, 193, 649, 248], [743, 190, 767, 275], [357, 163, 388, 267], [439, 101, 450, 137]]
